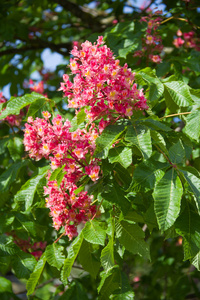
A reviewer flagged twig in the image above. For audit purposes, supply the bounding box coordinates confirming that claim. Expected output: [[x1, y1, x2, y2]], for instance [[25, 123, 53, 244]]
[[54, 231, 66, 243], [160, 111, 192, 120], [91, 198, 103, 220]]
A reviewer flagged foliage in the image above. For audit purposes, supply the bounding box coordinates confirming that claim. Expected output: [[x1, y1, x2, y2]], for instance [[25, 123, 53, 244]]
[[0, 0, 200, 299]]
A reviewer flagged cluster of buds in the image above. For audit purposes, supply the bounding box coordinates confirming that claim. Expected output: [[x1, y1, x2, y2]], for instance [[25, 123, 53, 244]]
[[173, 29, 200, 51], [134, 13, 163, 64]]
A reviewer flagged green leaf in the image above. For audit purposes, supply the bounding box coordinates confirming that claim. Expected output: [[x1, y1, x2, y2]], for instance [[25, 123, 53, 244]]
[[116, 220, 150, 259], [98, 266, 121, 299], [191, 251, 200, 271], [0, 137, 10, 155], [0, 161, 27, 193], [12, 251, 37, 279], [132, 160, 168, 190], [14, 212, 46, 238], [45, 243, 65, 270], [0, 277, 12, 293], [26, 98, 46, 119], [0, 234, 20, 256], [142, 118, 172, 131], [58, 280, 88, 300], [76, 108, 86, 125], [180, 168, 200, 212], [83, 220, 106, 246], [102, 182, 131, 214], [169, 140, 185, 164], [101, 240, 115, 272], [136, 70, 164, 102], [79, 239, 101, 278], [26, 253, 46, 295], [111, 272, 135, 300], [0, 92, 47, 119], [61, 233, 83, 285], [153, 168, 183, 231], [49, 164, 65, 181], [164, 81, 193, 108], [175, 207, 200, 260], [108, 147, 132, 168], [7, 137, 24, 161], [125, 124, 152, 159], [184, 110, 200, 141], [95, 124, 125, 159], [14, 171, 48, 211], [151, 131, 168, 154]]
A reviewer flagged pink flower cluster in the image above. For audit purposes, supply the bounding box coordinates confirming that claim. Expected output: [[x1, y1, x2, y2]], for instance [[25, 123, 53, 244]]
[[134, 14, 163, 64], [7, 231, 46, 260], [173, 29, 200, 51], [24, 112, 100, 239], [0, 92, 24, 127], [24, 37, 148, 240], [59, 36, 148, 124]]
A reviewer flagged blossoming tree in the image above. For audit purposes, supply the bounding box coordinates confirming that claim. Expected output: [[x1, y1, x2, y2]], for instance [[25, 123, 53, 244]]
[[0, 0, 200, 298]]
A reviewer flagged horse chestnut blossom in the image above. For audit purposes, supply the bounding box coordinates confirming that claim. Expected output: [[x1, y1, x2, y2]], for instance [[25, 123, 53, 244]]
[[24, 37, 149, 240], [24, 113, 100, 239], [134, 14, 163, 64], [59, 36, 148, 124]]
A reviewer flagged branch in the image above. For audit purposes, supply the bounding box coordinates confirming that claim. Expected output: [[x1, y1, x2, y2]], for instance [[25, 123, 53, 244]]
[[0, 40, 72, 58], [54, 0, 102, 30]]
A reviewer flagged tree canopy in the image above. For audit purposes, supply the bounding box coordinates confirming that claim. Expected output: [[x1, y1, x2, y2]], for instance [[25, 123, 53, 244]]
[[0, 0, 200, 299]]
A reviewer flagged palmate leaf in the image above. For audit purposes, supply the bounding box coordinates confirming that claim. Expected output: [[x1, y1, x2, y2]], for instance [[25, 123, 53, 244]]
[[116, 220, 150, 259], [125, 124, 152, 159], [0, 277, 12, 293], [153, 168, 183, 231], [135, 70, 164, 102], [108, 146, 132, 169], [12, 251, 37, 279], [175, 206, 200, 261], [150, 131, 168, 154], [83, 220, 106, 246], [169, 140, 185, 165], [102, 181, 131, 214], [95, 124, 125, 159], [132, 160, 169, 190], [0, 161, 28, 193], [98, 266, 121, 300], [164, 81, 194, 108], [58, 280, 88, 300], [61, 233, 83, 285], [100, 239, 115, 272], [0, 92, 47, 119], [179, 167, 200, 213], [7, 137, 24, 161], [111, 272, 135, 300], [0, 235, 19, 256], [79, 239, 101, 278], [14, 170, 48, 211], [45, 243, 65, 270], [191, 251, 200, 271], [26, 98, 46, 119], [26, 253, 46, 295], [184, 110, 200, 141]]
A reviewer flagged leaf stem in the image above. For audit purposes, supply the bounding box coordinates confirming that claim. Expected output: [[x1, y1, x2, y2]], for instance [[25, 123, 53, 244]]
[[160, 111, 192, 120], [91, 198, 103, 220], [54, 231, 66, 243]]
